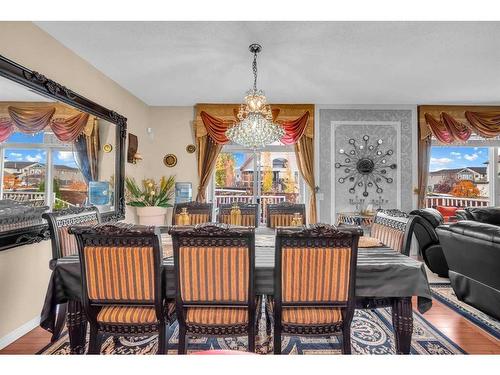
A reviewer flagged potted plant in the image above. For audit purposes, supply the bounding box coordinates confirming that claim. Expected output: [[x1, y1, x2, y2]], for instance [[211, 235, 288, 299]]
[[125, 176, 175, 225]]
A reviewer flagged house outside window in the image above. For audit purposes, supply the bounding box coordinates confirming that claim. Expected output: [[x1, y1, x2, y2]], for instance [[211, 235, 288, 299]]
[[0, 131, 89, 209], [426, 137, 500, 209]]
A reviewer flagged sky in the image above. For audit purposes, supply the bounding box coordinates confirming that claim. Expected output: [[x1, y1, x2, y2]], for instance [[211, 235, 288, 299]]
[[429, 146, 489, 171], [233, 152, 245, 168], [3, 132, 79, 168]]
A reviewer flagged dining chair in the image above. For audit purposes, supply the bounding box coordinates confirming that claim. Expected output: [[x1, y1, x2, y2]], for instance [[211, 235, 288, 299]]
[[42, 206, 101, 342], [217, 203, 259, 227], [266, 202, 306, 228], [172, 201, 212, 225], [169, 223, 258, 354], [268, 223, 362, 354], [69, 222, 173, 355], [370, 209, 416, 255]]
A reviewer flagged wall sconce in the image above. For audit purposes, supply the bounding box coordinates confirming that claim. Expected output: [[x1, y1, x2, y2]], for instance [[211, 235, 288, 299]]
[[132, 152, 143, 164], [146, 127, 154, 141]]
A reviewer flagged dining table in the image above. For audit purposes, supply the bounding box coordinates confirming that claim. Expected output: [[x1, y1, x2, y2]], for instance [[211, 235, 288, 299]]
[[40, 226, 432, 355]]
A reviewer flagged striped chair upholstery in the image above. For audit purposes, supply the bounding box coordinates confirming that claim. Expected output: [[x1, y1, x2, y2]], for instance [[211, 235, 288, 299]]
[[169, 223, 258, 353], [217, 203, 258, 227], [266, 302, 343, 325], [185, 307, 248, 325], [219, 214, 256, 227], [83, 246, 155, 302], [370, 209, 412, 254], [172, 201, 212, 225], [270, 214, 298, 228], [97, 306, 157, 324], [269, 224, 361, 354], [178, 246, 248, 303], [281, 246, 352, 303], [44, 207, 101, 259], [267, 203, 306, 228], [189, 213, 210, 225], [70, 223, 172, 354]]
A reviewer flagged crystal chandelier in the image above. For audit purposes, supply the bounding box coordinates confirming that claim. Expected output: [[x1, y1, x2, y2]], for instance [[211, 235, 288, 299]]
[[225, 43, 285, 149]]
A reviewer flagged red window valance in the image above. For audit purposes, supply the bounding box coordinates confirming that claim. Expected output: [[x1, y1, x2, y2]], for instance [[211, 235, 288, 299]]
[[0, 105, 90, 143], [420, 106, 500, 144], [199, 109, 311, 145]]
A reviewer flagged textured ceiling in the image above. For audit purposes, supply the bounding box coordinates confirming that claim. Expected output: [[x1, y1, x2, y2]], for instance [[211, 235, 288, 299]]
[[36, 21, 500, 106]]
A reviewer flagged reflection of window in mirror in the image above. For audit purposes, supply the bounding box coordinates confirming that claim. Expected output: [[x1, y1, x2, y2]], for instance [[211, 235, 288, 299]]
[[0, 76, 115, 214]]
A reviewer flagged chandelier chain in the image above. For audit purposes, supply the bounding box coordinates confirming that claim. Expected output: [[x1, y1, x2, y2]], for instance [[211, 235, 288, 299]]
[[252, 51, 258, 92]]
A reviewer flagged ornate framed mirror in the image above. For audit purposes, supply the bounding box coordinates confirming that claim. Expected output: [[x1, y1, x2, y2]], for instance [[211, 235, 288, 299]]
[[0, 54, 126, 250]]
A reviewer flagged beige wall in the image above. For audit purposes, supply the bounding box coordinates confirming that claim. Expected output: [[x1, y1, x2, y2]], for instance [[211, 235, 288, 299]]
[[0, 241, 51, 340], [142, 106, 197, 224], [0, 22, 199, 343]]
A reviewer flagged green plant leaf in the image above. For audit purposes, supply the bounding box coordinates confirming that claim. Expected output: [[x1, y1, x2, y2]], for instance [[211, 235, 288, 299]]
[[125, 175, 176, 207]]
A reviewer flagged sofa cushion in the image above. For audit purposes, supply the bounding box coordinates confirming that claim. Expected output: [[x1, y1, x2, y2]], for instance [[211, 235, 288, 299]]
[[465, 207, 500, 225], [410, 208, 444, 228], [436, 206, 458, 219], [444, 220, 500, 244]]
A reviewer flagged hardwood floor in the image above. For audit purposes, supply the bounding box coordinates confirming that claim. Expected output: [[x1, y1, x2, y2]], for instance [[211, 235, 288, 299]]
[[0, 327, 52, 355], [1, 298, 499, 354], [417, 297, 500, 354]]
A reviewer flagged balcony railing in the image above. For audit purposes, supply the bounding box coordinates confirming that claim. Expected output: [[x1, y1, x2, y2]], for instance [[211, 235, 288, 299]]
[[214, 193, 287, 223], [2, 191, 48, 206], [2, 191, 76, 208], [425, 195, 489, 208]]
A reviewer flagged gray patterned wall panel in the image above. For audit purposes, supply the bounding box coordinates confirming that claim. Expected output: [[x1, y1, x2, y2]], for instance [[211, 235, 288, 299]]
[[318, 108, 415, 223]]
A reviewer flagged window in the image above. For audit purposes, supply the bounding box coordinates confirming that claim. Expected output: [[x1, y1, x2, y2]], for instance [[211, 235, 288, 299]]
[[212, 146, 303, 225], [426, 140, 499, 210], [0, 131, 88, 209]]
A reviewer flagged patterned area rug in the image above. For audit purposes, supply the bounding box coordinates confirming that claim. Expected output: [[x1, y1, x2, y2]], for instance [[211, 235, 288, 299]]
[[39, 308, 464, 355], [430, 283, 500, 340]]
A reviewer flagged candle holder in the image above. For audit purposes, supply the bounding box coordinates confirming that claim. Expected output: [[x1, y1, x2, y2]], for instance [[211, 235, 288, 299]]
[[371, 195, 388, 210], [349, 196, 365, 213]]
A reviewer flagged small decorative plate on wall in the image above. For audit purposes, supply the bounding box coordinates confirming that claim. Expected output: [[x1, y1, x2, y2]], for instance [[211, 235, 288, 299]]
[[163, 153, 177, 167], [186, 144, 196, 153], [103, 143, 113, 153]]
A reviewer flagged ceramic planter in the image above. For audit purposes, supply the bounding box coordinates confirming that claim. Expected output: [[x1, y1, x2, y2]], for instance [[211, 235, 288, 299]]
[[135, 206, 167, 225]]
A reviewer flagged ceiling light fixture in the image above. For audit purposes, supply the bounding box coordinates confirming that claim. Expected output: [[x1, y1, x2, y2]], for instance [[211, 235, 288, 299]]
[[225, 43, 284, 149]]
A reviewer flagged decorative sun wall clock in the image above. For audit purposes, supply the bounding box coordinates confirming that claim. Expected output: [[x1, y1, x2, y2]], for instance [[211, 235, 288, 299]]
[[335, 135, 397, 197]]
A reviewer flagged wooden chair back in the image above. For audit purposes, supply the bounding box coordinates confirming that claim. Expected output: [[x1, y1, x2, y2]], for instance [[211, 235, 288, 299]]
[[172, 201, 212, 225], [275, 224, 361, 309], [169, 223, 255, 323], [266, 202, 306, 228], [70, 223, 164, 324], [217, 203, 258, 227], [371, 209, 416, 255], [43, 206, 101, 259]]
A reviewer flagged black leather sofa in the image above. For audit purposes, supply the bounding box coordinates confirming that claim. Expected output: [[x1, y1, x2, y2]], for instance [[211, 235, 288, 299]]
[[409, 208, 449, 277], [436, 221, 500, 320], [455, 206, 500, 224]]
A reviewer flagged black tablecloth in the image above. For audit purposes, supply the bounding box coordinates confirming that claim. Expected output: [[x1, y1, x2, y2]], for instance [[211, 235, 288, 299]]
[[40, 242, 432, 332]]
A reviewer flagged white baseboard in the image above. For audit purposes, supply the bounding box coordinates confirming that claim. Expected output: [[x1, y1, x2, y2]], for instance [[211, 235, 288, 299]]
[[0, 316, 40, 350]]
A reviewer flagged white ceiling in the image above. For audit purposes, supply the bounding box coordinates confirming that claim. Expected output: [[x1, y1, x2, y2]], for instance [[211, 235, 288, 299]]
[[36, 21, 500, 106]]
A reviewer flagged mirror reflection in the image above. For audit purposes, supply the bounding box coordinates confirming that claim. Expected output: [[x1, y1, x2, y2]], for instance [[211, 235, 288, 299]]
[[0, 76, 117, 222]]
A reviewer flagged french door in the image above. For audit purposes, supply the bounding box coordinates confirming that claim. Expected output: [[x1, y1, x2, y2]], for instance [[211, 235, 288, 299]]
[[211, 145, 303, 225]]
